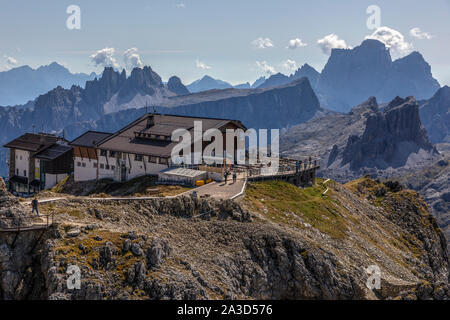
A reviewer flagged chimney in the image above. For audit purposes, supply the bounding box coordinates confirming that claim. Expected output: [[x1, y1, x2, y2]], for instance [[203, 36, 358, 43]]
[[147, 115, 154, 129]]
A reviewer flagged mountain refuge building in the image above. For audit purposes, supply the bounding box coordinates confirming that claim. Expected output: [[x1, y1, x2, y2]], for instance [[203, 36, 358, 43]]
[[3, 133, 73, 195]]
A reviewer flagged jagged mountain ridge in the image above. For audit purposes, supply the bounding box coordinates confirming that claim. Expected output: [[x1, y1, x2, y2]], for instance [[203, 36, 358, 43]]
[[257, 64, 320, 90], [0, 62, 97, 106]]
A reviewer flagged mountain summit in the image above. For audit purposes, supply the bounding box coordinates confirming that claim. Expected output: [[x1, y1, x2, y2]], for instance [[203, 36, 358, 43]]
[[317, 40, 440, 111]]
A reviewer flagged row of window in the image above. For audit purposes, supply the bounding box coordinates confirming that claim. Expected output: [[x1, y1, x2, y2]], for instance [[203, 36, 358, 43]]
[[98, 151, 168, 165], [76, 162, 115, 171]]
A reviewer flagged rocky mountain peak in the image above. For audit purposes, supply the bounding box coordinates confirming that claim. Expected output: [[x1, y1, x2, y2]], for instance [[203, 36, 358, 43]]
[[167, 76, 189, 95], [317, 39, 440, 112], [342, 96, 436, 169]]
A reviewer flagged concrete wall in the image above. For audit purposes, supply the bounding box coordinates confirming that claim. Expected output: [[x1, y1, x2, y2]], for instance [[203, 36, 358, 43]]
[[14, 149, 30, 178], [44, 173, 68, 189], [74, 156, 98, 181]]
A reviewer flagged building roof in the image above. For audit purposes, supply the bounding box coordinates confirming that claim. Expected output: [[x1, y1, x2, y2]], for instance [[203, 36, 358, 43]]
[[97, 113, 246, 158], [70, 131, 113, 148], [34, 144, 73, 161], [3, 133, 62, 152], [160, 167, 206, 178]]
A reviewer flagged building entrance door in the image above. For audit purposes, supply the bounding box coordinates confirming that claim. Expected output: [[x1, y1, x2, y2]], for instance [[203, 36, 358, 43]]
[[120, 164, 127, 182]]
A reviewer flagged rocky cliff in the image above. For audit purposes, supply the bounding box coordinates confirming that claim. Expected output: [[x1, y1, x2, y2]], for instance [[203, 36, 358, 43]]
[[341, 96, 436, 170], [1, 177, 449, 300], [419, 86, 450, 143]]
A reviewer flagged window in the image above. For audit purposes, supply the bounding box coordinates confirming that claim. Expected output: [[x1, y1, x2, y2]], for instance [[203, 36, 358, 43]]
[[111, 165, 115, 171], [135, 154, 143, 161], [149, 156, 158, 163], [93, 162, 98, 168], [20, 155, 22, 160], [100, 163, 104, 169], [24, 170, 27, 177], [100, 150, 107, 157], [105, 164, 110, 170], [82, 162, 86, 167], [109, 151, 117, 158], [16, 169, 19, 175], [160, 157, 168, 165], [77, 162, 81, 167]]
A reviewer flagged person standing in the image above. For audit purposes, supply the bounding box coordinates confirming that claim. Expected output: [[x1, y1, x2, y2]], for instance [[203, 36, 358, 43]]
[[224, 170, 228, 184], [31, 197, 39, 216], [232, 171, 237, 183]]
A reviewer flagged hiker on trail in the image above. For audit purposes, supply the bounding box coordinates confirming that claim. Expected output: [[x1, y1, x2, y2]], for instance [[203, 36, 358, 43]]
[[295, 161, 300, 173], [224, 170, 228, 184], [232, 171, 237, 183], [31, 197, 39, 216]]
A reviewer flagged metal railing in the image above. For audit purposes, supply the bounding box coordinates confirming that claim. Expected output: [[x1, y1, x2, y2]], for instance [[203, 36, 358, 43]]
[[0, 213, 54, 232]]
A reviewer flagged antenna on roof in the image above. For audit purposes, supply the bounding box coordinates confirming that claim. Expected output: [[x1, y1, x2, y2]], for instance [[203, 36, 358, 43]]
[[145, 102, 148, 115]]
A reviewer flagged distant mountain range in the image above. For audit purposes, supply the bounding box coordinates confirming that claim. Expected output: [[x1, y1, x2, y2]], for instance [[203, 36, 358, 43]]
[[186, 75, 266, 92], [0, 62, 97, 106], [256, 64, 320, 90]]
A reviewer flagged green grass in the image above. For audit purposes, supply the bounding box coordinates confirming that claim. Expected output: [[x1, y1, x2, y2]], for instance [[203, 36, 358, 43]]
[[245, 180, 347, 238]]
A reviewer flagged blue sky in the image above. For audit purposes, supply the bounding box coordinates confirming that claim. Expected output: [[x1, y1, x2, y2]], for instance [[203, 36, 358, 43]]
[[0, 0, 449, 85]]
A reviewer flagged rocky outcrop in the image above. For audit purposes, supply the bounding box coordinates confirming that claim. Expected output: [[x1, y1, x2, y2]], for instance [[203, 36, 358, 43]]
[[167, 76, 189, 95], [317, 39, 440, 111], [342, 96, 436, 169], [419, 86, 450, 143]]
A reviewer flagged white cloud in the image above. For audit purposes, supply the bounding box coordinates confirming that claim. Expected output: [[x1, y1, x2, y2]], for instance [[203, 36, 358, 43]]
[[195, 59, 211, 70], [365, 26, 413, 58], [281, 59, 297, 72], [409, 27, 433, 40], [90, 47, 120, 69], [6, 56, 18, 66], [175, 3, 186, 8], [252, 37, 274, 49], [256, 61, 275, 75], [317, 34, 349, 55], [287, 38, 307, 49], [123, 48, 143, 70]]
